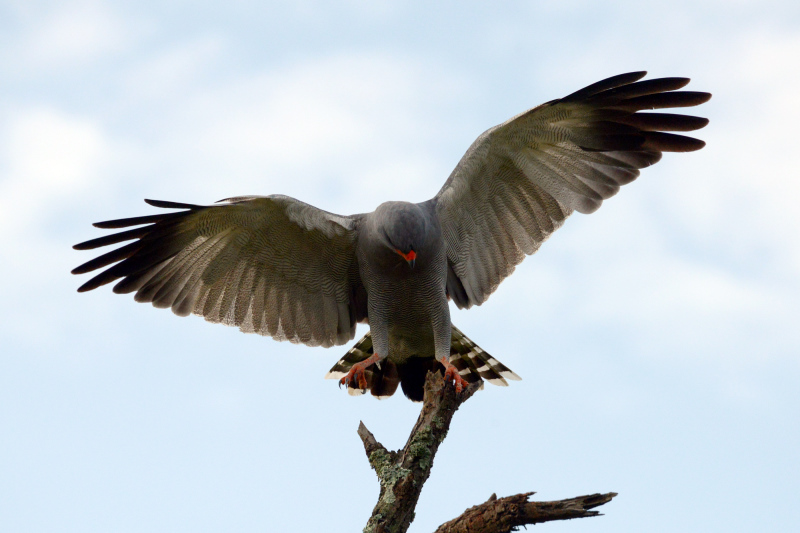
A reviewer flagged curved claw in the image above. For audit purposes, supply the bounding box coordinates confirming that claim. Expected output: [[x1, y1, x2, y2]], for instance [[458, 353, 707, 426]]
[[441, 359, 470, 393], [340, 366, 369, 391], [339, 352, 383, 393]]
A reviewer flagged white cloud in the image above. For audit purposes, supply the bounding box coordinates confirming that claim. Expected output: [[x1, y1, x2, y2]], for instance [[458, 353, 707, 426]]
[[660, 29, 800, 273], [0, 108, 110, 229], [114, 52, 466, 214], [290, 0, 400, 20], [0, 108, 116, 349], [2, 1, 796, 395], [0, 50, 463, 349], [3, 0, 132, 72], [0, 108, 112, 313], [2, 4, 799, 532], [122, 37, 226, 101]]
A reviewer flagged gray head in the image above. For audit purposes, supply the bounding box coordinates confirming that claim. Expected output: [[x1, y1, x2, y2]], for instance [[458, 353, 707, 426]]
[[374, 201, 428, 266]]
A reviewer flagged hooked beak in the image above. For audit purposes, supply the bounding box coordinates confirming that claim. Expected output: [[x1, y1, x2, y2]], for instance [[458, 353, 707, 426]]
[[396, 249, 416, 269]]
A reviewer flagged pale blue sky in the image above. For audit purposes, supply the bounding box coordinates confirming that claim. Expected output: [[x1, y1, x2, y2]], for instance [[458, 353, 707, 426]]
[[1, 1, 799, 532]]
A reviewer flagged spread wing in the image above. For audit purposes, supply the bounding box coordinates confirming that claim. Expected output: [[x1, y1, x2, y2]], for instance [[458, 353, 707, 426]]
[[72, 196, 367, 347], [434, 71, 711, 308]]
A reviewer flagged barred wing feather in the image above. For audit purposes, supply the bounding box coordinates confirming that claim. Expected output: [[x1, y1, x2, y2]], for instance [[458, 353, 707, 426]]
[[435, 71, 710, 309], [72, 196, 366, 348]]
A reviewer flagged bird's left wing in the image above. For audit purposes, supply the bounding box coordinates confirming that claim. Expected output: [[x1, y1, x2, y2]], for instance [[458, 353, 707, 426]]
[[73, 196, 366, 348], [434, 71, 710, 309]]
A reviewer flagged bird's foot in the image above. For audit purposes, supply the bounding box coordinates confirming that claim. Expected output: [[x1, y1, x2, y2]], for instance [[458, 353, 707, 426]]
[[440, 357, 470, 393], [339, 353, 383, 391]]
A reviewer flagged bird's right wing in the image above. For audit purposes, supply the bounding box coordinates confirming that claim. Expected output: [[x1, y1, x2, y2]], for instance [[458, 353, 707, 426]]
[[434, 71, 710, 309], [73, 196, 367, 348]]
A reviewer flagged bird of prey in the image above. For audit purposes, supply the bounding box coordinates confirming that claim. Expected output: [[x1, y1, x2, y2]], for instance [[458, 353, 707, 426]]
[[73, 71, 710, 401]]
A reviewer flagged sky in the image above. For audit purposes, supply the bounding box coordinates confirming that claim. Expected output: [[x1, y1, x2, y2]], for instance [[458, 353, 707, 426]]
[[1, 1, 799, 531]]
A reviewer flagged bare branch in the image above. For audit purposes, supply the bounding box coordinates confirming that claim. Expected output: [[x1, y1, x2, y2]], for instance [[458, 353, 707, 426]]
[[357, 370, 616, 532], [358, 421, 390, 460], [434, 492, 618, 533], [361, 371, 480, 533]]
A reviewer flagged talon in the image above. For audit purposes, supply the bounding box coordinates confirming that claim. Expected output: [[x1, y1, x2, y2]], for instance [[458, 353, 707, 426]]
[[441, 359, 470, 393], [339, 353, 382, 392]]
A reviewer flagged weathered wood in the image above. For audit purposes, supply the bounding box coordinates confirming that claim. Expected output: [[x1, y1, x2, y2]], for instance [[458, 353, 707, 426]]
[[357, 371, 616, 532], [434, 491, 617, 532], [359, 371, 481, 533]]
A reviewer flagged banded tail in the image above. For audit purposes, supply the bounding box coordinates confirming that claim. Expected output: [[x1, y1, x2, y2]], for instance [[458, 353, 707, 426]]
[[324, 325, 521, 401]]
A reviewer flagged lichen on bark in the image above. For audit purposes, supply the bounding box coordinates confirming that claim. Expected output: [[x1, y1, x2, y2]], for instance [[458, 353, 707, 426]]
[[408, 426, 434, 471]]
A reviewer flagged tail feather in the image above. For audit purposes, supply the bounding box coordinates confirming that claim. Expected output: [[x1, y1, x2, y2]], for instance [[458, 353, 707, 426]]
[[325, 325, 520, 401], [327, 334, 400, 399], [449, 325, 521, 385]]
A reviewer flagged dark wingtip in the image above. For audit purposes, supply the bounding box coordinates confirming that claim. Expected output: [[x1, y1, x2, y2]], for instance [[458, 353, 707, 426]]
[[643, 132, 707, 152], [92, 211, 185, 229], [76, 280, 98, 292], [144, 199, 201, 209], [686, 139, 707, 151], [619, 90, 712, 111], [71, 264, 93, 275], [688, 92, 712, 105], [563, 71, 648, 101], [73, 237, 110, 250], [655, 77, 691, 90], [92, 219, 129, 229], [609, 71, 648, 85], [76, 273, 116, 292]]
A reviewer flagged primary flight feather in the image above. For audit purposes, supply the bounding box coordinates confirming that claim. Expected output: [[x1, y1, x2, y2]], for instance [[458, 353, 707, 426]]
[[73, 71, 710, 401]]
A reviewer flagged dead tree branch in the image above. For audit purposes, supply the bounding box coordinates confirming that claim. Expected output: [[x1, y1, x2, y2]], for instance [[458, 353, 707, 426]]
[[434, 491, 617, 533], [359, 371, 481, 533], [357, 371, 615, 532]]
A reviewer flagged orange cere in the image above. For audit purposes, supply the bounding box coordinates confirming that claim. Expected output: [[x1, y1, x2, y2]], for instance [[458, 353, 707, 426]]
[[395, 249, 416, 262]]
